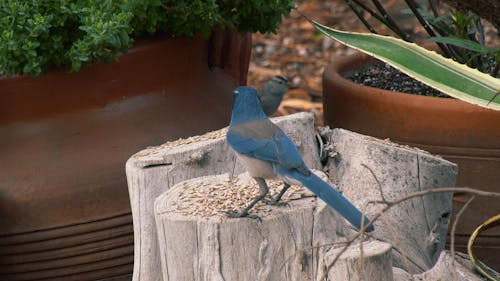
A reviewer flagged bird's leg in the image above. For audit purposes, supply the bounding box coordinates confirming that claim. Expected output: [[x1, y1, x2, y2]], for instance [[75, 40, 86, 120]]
[[226, 177, 269, 219], [264, 182, 290, 206]]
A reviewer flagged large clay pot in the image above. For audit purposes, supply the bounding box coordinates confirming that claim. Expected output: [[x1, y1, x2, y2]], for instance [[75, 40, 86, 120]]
[[0, 30, 251, 281], [322, 52, 500, 270]]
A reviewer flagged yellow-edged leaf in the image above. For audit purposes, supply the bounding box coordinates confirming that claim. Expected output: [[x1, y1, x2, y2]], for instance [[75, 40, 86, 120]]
[[311, 20, 500, 110]]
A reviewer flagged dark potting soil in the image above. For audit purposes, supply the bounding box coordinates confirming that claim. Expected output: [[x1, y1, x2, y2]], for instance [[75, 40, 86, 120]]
[[345, 61, 451, 98]]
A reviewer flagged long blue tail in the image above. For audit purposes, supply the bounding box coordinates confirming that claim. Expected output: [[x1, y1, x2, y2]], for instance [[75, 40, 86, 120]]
[[293, 171, 374, 232]]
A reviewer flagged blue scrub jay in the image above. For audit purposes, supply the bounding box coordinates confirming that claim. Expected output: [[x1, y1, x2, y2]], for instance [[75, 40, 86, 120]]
[[226, 86, 374, 232], [258, 75, 289, 116]]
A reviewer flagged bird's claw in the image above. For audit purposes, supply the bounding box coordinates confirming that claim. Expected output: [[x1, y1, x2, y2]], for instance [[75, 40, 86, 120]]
[[226, 210, 262, 221], [225, 210, 246, 218], [263, 198, 289, 207]]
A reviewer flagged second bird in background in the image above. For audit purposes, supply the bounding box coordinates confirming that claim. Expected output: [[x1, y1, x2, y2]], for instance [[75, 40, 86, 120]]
[[257, 75, 289, 116]]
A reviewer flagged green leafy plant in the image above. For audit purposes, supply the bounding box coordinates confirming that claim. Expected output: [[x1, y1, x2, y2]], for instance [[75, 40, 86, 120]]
[[425, 11, 500, 76], [0, 0, 294, 77], [0, 1, 133, 76], [342, 0, 499, 77], [310, 21, 500, 110]]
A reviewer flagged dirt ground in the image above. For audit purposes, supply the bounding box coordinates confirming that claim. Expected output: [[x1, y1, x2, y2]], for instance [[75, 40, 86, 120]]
[[247, 0, 499, 125]]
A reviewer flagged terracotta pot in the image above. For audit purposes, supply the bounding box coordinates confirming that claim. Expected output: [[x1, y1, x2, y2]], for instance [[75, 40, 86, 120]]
[[0, 30, 251, 281], [323, 52, 500, 270]]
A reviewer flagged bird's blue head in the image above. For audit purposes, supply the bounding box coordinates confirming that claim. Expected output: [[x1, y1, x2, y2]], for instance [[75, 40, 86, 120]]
[[230, 86, 268, 126]]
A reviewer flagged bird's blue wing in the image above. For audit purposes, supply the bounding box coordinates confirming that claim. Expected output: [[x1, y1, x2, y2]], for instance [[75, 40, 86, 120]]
[[227, 119, 306, 170], [227, 129, 277, 162], [273, 133, 306, 170]]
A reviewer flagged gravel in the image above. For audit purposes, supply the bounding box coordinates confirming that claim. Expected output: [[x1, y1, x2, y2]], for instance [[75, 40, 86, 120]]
[[345, 61, 451, 98]]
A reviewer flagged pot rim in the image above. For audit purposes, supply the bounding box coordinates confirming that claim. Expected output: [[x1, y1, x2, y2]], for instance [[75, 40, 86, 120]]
[[322, 51, 500, 150], [325, 52, 497, 114]]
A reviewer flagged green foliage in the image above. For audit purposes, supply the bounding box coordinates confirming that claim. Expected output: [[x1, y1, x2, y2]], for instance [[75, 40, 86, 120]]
[[344, 1, 499, 77], [311, 20, 500, 110], [428, 37, 500, 57], [426, 11, 500, 76], [0, 0, 294, 77], [0, 0, 133, 76], [217, 0, 295, 34]]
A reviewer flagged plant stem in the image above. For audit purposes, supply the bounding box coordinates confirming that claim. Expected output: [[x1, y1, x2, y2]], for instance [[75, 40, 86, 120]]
[[476, 19, 486, 46], [370, 0, 412, 41], [404, 0, 453, 57], [450, 195, 475, 281], [348, 0, 391, 26], [344, 0, 379, 34], [347, 0, 413, 42], [491, 63, 500, 78], [428, 0, 440, 17]]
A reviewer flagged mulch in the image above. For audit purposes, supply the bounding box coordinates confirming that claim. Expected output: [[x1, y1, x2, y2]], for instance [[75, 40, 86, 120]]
[[248, 0, 362, 125]]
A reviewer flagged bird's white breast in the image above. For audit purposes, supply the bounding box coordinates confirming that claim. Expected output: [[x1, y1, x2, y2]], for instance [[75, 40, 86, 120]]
[[236, 153, 278, 179]]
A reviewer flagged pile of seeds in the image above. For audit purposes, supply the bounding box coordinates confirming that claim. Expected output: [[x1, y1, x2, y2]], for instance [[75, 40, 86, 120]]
[[170, 176, 310, 218], [134, 128, 228, 158], [157, 128, 228, 150]]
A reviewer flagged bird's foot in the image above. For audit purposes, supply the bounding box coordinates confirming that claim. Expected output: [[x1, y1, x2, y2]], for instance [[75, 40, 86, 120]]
[[262, 198, 289, 207], [225, 210, 247, 218], [226, 210, 261, 221]]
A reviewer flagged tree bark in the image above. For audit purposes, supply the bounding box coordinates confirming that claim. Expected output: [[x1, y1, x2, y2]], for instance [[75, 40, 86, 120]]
[[154, 172, 392, 281], [322, 241, 393, 281], [126, 112, 320, 281], [127, 112, 471, 280], [321, 128, 457, 274]]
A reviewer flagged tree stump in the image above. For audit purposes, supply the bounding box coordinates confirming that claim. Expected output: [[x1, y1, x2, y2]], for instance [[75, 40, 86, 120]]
[[321, 128, 458, 274], [126, 112, 320, 281], [154, 172, 389, 281], [126, 112, 460, 280], [394, 251, 487, 281], [321, 240, 393, 281], [413, 251, 485, 281]]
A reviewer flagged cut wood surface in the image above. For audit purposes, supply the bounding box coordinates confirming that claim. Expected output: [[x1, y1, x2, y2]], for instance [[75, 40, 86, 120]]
[[413, 251, 486, 281], [321, 128, 458, 274], [321, 240, 393, 281], [394, 251, 487, 281], [126, 112, 470, 281], [126, 112, 320, 281], [154, 172, 382, 281]]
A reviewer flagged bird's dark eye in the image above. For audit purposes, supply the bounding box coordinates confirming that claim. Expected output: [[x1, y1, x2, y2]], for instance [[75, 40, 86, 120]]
[[274, 75, 288, 85]]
